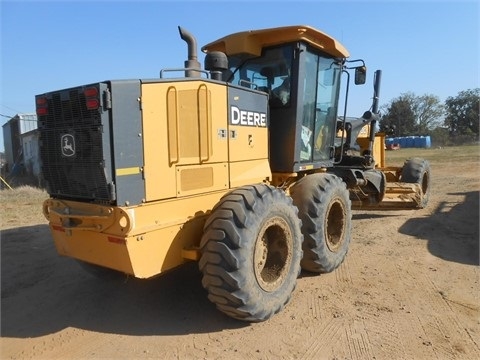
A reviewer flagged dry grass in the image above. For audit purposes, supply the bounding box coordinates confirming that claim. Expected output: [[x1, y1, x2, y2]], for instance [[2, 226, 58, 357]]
[[0, 186, 48, 230], [386, 144, 480, 167]]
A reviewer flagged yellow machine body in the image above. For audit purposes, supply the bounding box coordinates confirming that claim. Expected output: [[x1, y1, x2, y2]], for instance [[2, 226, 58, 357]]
[[39, 25, 350, 279], [38, 24, 429, 284], [43, 80, 271, 278]]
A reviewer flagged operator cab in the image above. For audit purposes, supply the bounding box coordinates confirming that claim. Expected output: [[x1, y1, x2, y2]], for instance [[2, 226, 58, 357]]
[[202, 25, 364, 174]]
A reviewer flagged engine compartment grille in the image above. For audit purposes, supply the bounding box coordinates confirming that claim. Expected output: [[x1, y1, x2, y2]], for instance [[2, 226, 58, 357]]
[[38, 85, 113, 202]]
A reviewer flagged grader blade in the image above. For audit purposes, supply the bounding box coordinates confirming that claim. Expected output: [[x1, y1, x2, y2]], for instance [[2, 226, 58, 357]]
[[352, 182, 425, 210]]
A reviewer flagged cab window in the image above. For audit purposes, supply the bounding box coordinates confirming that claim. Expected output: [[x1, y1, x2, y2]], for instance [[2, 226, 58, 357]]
[[226, 45, 293, 107]]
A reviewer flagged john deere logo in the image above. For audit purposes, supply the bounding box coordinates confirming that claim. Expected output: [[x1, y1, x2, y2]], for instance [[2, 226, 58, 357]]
[[61, 134, 75, 157]]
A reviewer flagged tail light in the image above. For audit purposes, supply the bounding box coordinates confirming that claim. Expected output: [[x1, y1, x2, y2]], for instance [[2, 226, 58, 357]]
[[36, 96, 48, 116], [86, 98, 100, 109], [84, 86, 100, 110]]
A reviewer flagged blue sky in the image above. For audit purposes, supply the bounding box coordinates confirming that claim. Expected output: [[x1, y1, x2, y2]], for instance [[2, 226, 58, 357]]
[[1, 0, 479, 151]]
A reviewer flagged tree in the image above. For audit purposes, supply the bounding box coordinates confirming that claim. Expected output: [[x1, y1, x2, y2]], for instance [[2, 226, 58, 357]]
[[445, 88, 480, 142], [380, 93, 417, 136], [412, 94, 444, 134], [380, 92, 444, 137], [430, 126, 449, 147]]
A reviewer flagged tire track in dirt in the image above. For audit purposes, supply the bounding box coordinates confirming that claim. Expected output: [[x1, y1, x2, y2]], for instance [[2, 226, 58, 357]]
[[398, 261, 480, 359], [354, 225, 439, 359], [342, 213, 430, 359], [352, 230, 413, 360], [333, 251, 354, 284], [344, 320, 375, 360], [350, 257, 413, 359], [301, 257, 376, 359], [299, 317, 346, 360], [307, 289, 325, 320], [329, 255, 377, 360]]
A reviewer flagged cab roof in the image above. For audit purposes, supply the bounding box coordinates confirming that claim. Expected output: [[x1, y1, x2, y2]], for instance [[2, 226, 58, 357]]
[[201, 25, 350, 58]]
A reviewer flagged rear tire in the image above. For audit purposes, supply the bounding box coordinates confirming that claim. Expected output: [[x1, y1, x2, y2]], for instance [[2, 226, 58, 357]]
[[290, 173, 352, 273], [401, 158, 431, 208], [199, 184, 303, 322]]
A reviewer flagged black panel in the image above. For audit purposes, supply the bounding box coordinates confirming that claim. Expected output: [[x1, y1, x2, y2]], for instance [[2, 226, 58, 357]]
[[37, 83, 113, 202]]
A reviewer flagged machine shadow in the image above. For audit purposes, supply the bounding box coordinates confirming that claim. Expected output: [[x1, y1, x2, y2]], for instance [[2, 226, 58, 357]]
[[352, 212, 400, 220], [399, 191, 479, 266], [1, 225, 245, 339]]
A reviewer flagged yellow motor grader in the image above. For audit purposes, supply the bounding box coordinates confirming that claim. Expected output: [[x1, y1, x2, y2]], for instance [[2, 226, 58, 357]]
[[36, 25, 430, 322]]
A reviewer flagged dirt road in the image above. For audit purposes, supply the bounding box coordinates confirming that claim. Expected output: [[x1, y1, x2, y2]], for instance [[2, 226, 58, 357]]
[[1, 147, 479, 359]]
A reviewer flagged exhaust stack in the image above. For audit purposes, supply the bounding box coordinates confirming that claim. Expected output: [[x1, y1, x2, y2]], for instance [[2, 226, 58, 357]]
[[178, 26, 201, 78], [366, 70, 382, 159]]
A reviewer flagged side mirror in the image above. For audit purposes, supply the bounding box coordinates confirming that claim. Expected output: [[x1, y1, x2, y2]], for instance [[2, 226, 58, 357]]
[[354, 66, 367, 85]]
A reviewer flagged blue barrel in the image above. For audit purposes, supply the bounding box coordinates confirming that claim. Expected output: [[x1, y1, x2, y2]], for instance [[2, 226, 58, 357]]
[[415, 136, 432, 148], [414, 137, 422, 148], [406, 136, 415, 148], [414, 136, 432, 148]]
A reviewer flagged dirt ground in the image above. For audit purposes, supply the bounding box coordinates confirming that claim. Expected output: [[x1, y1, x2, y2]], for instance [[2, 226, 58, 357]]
[[1, 147, 479, 360]]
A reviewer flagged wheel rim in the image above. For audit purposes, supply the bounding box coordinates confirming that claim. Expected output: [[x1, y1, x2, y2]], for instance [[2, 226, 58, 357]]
[[254, 216, 293, 292], [325, 199, 346, 252]]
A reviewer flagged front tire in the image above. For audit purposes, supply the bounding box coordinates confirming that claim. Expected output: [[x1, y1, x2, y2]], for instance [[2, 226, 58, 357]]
[[401, 158, 431, 208], [290, 173, 352, 273], [199, 184, 303, 322]]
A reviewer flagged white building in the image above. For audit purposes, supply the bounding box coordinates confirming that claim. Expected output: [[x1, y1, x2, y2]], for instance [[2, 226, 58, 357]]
[[1, 113, 40, 178]]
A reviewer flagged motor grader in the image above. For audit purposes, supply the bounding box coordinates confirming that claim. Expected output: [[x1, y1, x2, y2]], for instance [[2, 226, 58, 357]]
[[36, 25, 430, 322]]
